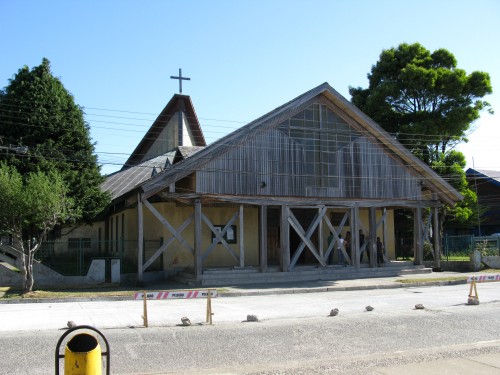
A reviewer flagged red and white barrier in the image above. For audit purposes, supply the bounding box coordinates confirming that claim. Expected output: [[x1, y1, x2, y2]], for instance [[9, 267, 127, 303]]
[[467, 274, 500, 283], [134, 290, 218, 300]]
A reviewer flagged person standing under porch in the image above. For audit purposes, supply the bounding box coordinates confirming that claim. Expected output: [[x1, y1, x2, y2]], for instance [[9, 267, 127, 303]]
[[376, 237, 385, 266], [345, 231, 351, 263], [337, 234, 346, 265], [359, 229, 368, 263]]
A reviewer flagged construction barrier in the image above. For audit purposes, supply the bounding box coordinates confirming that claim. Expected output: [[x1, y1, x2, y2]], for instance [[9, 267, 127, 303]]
[[466, 274, 500, 305], [133, 290, 218, 300], [55, 325, 110, 375], [135, 289, 218, 327], [466, 274, 500, 283]]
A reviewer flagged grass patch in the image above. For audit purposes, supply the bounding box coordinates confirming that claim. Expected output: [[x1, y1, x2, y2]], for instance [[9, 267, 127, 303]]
[[479, 268, 500, 273], [1, 284, 227, 300], [397, 268, 500, 284], [444, 255, 469, 261], [397, 276, 468, 284], [3, 289, 134, 299]]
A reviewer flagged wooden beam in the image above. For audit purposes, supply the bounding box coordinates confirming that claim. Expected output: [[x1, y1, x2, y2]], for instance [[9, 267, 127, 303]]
[[383, 208, 388, 263], [433, 206, 441, 269], [143, 199, 194, 253], [259, 205, 268, 273], [194, 200, 202, 277], [239, 204, 244, 268], [178, 193, 442, 208], [288, 209, 327, 268], [142, 214, 194, 271], [201, 212, 240, 261], [280, 205, 290, 272], [318, 206, 324, 260], [322, 211, 349, 264], [414, 206, 423, 265], [351, 207, 360, 268], [137, 193, 144, 284], [368, 207, 377, 268]]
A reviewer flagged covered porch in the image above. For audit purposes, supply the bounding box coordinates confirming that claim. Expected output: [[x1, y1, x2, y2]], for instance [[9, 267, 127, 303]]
[[135, 192, 442, 286]]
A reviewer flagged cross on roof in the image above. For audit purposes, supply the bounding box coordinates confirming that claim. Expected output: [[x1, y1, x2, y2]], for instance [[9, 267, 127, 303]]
[[170, 68, 191, 94]]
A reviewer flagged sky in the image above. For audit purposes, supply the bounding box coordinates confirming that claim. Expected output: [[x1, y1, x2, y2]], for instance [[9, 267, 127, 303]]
[[1, 0, 499, 176]]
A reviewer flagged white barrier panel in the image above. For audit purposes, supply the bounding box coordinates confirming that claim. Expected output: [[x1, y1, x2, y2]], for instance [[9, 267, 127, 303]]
[[467, 274, 500, 283], [134, 290, 218, 300]]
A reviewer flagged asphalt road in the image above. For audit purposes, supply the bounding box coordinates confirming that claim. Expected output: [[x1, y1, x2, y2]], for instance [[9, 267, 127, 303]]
[[1, 284, 500, 374]]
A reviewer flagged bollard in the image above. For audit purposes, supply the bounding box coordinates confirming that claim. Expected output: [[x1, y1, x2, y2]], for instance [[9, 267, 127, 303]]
[[55, 325, 110, 375]]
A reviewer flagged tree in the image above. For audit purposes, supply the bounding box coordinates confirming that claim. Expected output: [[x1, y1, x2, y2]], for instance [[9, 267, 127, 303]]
[[349, 43, 493, 228], [0, 163, 73, 293], [0, 58, 109, 225], [350, 43, 492, 164]]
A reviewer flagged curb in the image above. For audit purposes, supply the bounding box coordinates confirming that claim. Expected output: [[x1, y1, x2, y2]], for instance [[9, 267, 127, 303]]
[[219, 279, 468, 297], [0, 279, 468, 304]]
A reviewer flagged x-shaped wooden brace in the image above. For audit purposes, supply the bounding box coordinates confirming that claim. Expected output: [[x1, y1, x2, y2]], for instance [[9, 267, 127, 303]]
[[142, 200, 194, 272], [288, 207, 328, 269], [201, 211, 239, 262], [323, 210, 351, 266]]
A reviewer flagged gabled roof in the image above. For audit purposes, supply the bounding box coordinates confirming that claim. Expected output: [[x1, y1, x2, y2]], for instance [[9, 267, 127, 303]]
[[140, 82, 463, 206], [122, 94, 206, 170], [466, 168, 500, 188], [102, 146, 204, 199]]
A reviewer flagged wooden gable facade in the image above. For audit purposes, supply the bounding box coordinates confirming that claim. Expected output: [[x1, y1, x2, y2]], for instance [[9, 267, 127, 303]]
[[103, 83, 462, 285]]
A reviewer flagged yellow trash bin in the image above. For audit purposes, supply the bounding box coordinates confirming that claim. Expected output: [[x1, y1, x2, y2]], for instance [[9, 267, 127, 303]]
[[64, 333, 102, 375]]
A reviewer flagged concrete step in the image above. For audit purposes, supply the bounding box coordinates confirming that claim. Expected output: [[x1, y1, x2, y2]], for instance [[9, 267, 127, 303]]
[[169, 264, 433, 286]]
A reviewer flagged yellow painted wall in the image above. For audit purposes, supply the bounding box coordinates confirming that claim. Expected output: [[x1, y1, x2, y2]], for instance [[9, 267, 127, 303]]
[[113, 202, 259, 271], [54, 222, 106, 256]]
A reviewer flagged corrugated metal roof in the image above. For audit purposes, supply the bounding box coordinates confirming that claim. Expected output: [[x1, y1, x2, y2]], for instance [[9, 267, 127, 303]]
[[102, 152, 175, 199], [102, 146, 206, 200]]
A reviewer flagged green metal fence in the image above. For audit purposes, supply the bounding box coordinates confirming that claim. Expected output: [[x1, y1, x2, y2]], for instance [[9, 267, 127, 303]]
[[443, 235, 500, 259], [36, 239, 162, 276]]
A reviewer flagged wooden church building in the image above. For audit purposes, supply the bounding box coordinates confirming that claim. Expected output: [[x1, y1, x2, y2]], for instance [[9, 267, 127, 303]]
[[96, 82, 462, 285]]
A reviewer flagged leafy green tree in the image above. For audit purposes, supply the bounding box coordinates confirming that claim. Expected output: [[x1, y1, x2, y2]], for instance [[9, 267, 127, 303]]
[[349, 43, 492, 234], [0, 58, 109, 224], [0, 164, 73, 293], [350, 43, 492, 165]]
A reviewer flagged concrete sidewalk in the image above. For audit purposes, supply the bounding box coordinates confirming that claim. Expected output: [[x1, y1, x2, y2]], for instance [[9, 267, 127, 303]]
[[0, 270, 471, 304], [216, 271, 469, 297]]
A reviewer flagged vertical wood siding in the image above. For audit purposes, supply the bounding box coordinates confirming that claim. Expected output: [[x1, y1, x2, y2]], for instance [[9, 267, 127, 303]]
[[196, 130, 421, 200], [196, 100, 421, 201]]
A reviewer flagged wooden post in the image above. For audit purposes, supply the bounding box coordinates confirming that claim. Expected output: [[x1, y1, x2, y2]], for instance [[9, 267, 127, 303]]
[[319, 206, 324, 262], [239, 205, 244, 268], [368, 207, 377, 268], [137, 193, 144, 284], [281, 205, 290, 272], [351, 207, 360, 268], [142, 291, 148, 327], [206, 289, 214, 325], [383, 208, 388, 263], [194, 200, 202, 278], [433, 206, 441, 269], [414, 206, 423, 265], [259, 205, 268, 273]]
